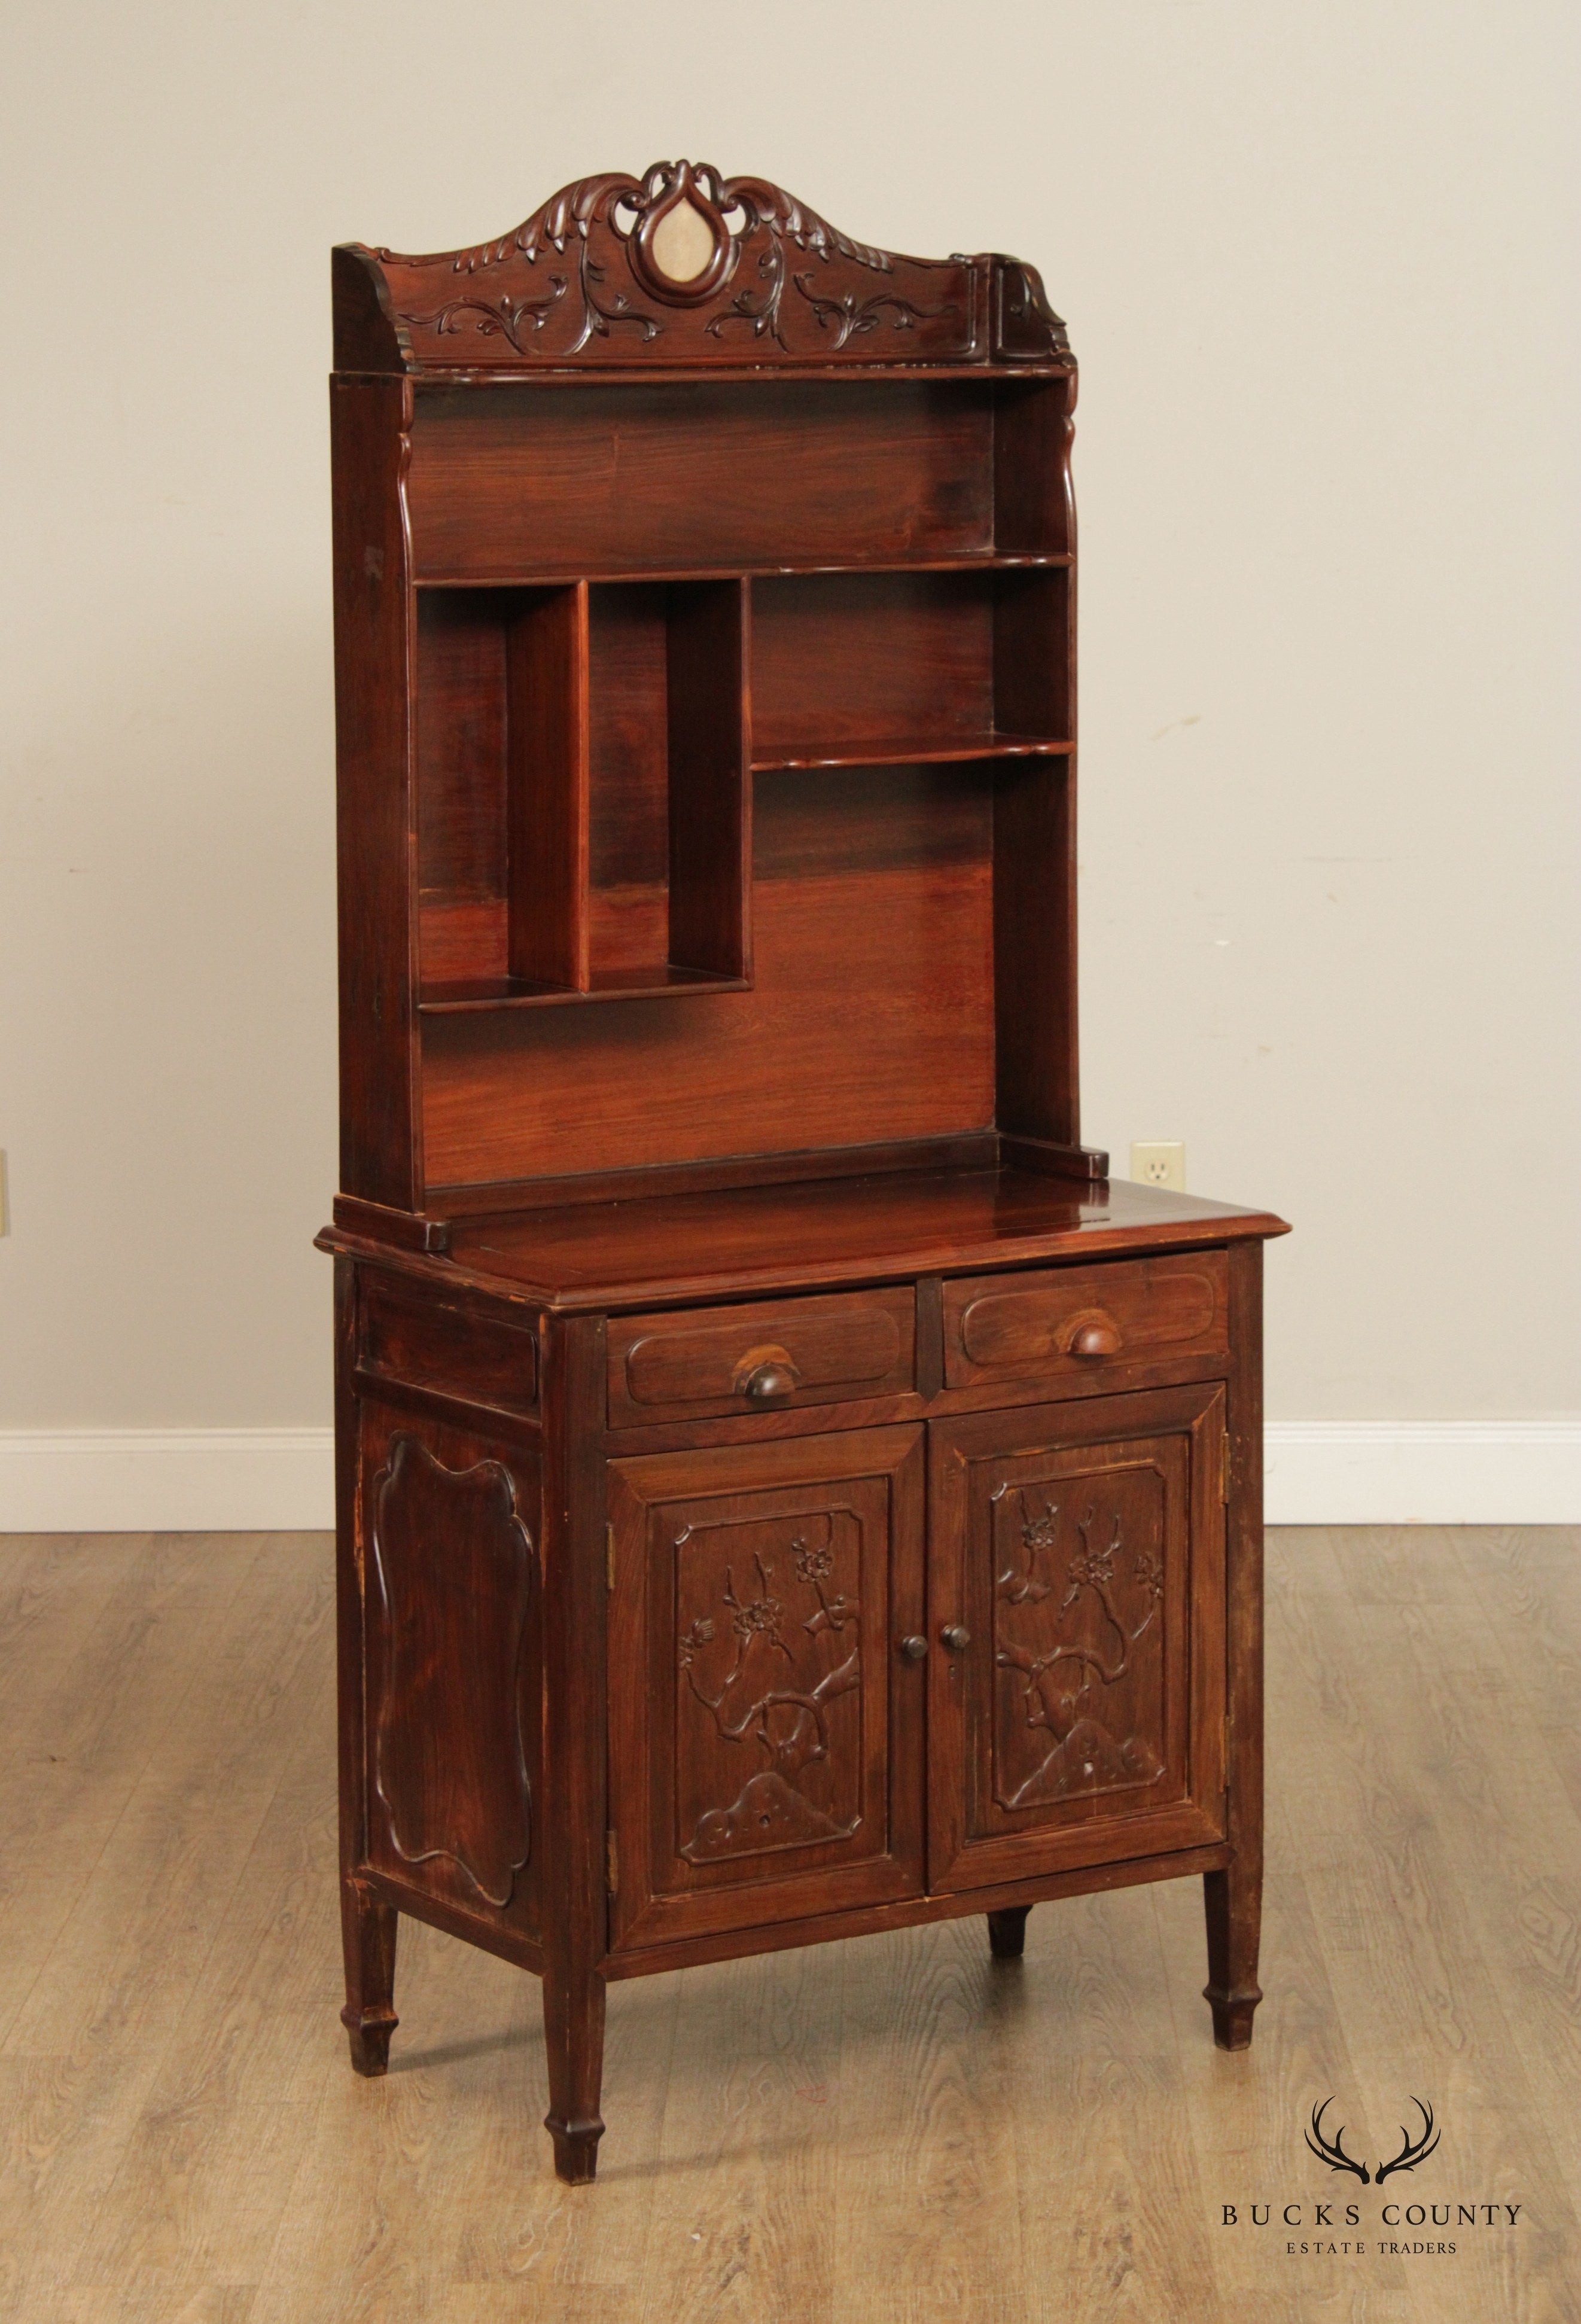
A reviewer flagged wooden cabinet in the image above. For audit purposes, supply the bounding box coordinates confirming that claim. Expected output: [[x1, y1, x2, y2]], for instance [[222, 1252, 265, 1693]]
[[319, 161, 1289, 2182]]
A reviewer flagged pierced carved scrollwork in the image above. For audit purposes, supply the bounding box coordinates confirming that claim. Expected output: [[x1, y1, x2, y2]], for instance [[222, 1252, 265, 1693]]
[[991, 1476, 1167, 1809], [372, 160, 987, 368], [369, 1433, 535, 1909], [675, 1517, 863, 1863]]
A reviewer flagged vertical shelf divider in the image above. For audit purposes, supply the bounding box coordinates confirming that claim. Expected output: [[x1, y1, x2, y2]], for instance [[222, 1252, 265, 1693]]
[[666, 577, 751, 981], [507, 580, 590, 991]]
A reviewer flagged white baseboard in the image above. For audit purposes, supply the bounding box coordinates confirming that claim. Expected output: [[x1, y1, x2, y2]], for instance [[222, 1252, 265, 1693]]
[[0, 1422, 1576, 1534], [1263, 1421, 1580, 1525], [0, 1429, 336, 1533]]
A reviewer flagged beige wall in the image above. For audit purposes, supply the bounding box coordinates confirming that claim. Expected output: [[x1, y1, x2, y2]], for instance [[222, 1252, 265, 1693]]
[[2, 0, 1576, 1435]]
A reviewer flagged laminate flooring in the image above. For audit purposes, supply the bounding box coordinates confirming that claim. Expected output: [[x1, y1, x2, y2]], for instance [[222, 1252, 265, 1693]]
[[0, 1527, 1575, 2323]]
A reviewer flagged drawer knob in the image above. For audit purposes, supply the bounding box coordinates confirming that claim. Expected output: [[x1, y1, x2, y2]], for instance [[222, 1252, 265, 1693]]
[[940, 1624, 971, 1653], [1067, 1312, 1122, 1359], [733, 1345, 803, 1405], [898, 1634, 929, 1661]]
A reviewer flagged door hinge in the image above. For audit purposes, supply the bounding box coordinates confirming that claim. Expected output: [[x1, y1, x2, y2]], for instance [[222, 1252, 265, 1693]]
[[605, 1828, 619, 1896], [606, 1522, 616, 1592], [1220, 1435, 1232, 1506]]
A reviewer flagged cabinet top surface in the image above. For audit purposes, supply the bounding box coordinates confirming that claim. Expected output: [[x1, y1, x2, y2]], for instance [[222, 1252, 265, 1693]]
[[334, 159, 1071, 376], [399, 1169, 1289, 1311]]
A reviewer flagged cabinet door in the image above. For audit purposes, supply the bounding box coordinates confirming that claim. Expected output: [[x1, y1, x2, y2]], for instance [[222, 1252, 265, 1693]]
[[608, 1426, 925, 1953], [928, 1384, 1226, 1893]]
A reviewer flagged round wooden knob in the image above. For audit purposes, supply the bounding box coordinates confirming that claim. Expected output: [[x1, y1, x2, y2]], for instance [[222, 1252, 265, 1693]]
[[898, 1635, 929, 1661], [1067, 1313, 1122, 1359], [741, 1361, 798, 1405], [940, 1624, 971, 1653]]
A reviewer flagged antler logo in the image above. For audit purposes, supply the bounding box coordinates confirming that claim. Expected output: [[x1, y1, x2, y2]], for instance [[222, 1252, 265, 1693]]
[[1306, 2097, 1441, 2184]]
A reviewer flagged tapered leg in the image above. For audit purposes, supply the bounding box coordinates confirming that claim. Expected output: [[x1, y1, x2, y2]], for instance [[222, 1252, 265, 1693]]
[[1202, 1862, 1262, 2049], [988, 1906, 1031, 1959], [340, 1878, 398, 2075], [543, 1955, 606, 2184]]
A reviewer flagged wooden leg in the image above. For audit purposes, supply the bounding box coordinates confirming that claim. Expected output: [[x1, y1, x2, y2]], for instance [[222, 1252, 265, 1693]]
[[543, 1954, 606, 2184], [340, 1878, 398, 2075], [1202, 1862, 1262, 2050], [987, 1906, 1031, 1959]]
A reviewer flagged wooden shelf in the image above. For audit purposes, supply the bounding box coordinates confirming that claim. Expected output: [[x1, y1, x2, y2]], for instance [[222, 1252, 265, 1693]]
[[419, 965, 750, 1015], [416, 555, 1073, 590], [752, 733, 1073, 772]]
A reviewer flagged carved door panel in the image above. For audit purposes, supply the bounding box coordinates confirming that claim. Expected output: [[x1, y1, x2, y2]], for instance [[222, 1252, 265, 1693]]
[[928, 1384, 1226, 1893], [358, 1406, 543, 1935], [608, 1426, 925, 1953]]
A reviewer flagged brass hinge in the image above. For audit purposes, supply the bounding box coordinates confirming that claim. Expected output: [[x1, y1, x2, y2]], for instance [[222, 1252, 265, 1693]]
[[606, 1522, 616, 1592], [605, 1829, 619, 1896], [1220, 1435, 1232, 1506]]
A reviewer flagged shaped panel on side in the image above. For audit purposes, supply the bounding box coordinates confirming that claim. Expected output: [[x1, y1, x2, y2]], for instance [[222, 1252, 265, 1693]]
[[360, 1414, 543, 1931]]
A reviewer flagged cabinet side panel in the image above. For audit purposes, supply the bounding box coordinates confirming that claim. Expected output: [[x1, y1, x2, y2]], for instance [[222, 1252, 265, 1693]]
[[331, 377, 421, 1207]]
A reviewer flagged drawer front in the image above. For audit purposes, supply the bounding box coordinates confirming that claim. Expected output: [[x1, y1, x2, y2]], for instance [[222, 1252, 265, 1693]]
[[607, 1288, 915, 1428], [943, 1252, 1228, 1391]]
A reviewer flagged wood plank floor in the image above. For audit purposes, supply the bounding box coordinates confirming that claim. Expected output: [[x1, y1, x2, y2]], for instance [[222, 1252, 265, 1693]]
[[1, 1527, 1576, 2323]]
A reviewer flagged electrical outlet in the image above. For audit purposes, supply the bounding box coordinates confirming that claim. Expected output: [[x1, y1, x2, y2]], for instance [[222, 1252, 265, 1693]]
[[1130, 1141, 1186, 1192]]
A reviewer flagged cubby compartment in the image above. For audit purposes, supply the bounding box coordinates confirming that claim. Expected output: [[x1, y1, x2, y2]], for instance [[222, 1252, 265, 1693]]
[[748, 567, 1074, 770], [416, 578, 748, 1010]]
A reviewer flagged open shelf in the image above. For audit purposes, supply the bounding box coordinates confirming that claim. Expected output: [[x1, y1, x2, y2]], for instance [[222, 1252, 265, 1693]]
[[419, 966, 750, 1015], [752, 734, 1073, 772], [749, 569, 1071, 772], [404, 374, 1074, 583], [415, 579, 748, 1009], [418, 553, 1073, 590]]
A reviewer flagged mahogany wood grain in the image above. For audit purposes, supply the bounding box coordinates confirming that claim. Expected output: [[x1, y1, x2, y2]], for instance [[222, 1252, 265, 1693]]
[[926, 1385, 1227, 1895], [325, 167, 1287, 2188], [359, 1272, 538, 1418], [600, 1837, 1233, 1982], [992, 376, 1076, 560], [330, 377, 421, 1208], [538, 1315, 610, 2182], [405, 381, 998, 581], [420, 781, 997, 1186], [507, 583, 589, 989], [607, 1286, 915, 1427], [1205, 1237, 1266, 2049], [942, 1250, 1229, 1391], [440, 1170, 1287, 1315], [606, 1428, 927, 1955], [668, 579, 751, 978]]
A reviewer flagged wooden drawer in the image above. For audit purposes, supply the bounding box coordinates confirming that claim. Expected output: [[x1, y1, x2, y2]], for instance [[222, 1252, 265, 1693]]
[[607, 1288, 915, 1428], [942, 1251, 1228, 1390]]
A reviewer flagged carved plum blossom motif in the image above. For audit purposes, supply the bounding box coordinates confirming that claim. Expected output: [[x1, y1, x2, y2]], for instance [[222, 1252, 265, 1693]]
[[675, 1518, 863, 1862], [991, 1482, 1166, 1808]]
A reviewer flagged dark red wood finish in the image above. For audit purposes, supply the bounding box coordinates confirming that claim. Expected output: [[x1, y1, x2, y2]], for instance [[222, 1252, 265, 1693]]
[[324, 165, 1287, 2182]]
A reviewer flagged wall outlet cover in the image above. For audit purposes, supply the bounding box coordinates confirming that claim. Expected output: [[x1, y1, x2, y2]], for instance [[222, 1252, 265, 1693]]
[[1130, 1141, 1186, 1192]]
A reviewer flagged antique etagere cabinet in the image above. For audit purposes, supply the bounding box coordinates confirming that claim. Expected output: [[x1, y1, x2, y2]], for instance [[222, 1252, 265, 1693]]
[[319, 161, 1289, 2183]]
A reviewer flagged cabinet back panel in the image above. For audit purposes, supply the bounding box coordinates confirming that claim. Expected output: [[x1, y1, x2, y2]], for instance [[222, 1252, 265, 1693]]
[[421, 766, 995, 1184], [752, 574, 994, 753], [407, 383, 995, 579]]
